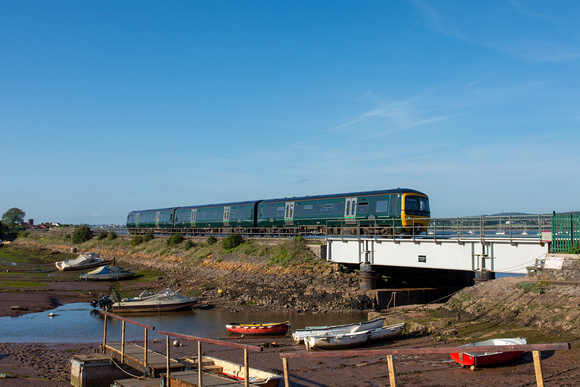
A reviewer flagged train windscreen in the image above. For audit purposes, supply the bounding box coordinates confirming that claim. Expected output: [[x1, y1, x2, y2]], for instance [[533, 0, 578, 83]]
[[404, 195, 430, 216]]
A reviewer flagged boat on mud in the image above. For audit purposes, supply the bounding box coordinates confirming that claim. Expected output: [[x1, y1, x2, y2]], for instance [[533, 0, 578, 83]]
[[292, 317, 385, 343], [183, 355, 283, 387], [450, 337, 527, 369], [79, 265, 135, 281], [303, 322, 405, 350], [55, 252, 108, 271], [226, 321, 291, 335], [91, 288, 198, 313]]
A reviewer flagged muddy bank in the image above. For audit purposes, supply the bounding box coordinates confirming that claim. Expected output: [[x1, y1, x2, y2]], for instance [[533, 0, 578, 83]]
[[1, 239, 579, 385]]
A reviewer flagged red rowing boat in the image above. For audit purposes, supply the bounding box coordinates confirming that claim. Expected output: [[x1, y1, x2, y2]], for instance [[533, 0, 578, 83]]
[[226, 321, 291, 335], [450, 337, 527, 370]]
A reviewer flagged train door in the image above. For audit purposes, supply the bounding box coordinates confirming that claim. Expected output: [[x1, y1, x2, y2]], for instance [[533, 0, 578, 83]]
[[344, 197, 357, 224], [284, 202, 294, 226], [190, 209, 197, 227], [135, 213, 140, 227], [155, 211, 161, 228], [223, 206, 231, 226]]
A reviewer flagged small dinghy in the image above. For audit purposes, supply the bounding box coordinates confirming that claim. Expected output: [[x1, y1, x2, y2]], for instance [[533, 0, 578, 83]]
[[450, 337, 527, 369], [292, 317, 385, 343], [226, 321, 291, 335], [55, 252, 107, 271], [303, 322, 405, 350], [367, 322, 405, 342], [79, 265, 135, 281]]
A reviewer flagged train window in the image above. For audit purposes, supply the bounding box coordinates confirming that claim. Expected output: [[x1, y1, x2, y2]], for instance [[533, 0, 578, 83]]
[[277, 207, 285, 217], [358, 202, 369, 214], [230, 209, 237, 219], [295, 205, 303, 216], [390, 196, 399, 216], [314, 204, 323, 215], [267, 206, 276, 217], [324, 204, 333, 215], [334, 203, 344, 214], [376, 200, 388, 213], [198, 211, 207, 221], [303, 205, 313, 215]]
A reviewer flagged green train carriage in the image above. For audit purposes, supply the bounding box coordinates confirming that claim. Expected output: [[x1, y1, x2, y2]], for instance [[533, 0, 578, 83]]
[[174, 201, 259, 230], [256, 188, 430, 235]]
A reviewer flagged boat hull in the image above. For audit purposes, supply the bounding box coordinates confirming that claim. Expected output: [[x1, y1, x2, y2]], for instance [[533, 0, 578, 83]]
[[292, 317, 385, 342], [201, 355, 282, 387], [305, 331, 370, 350], [226, 322, 290, 335], [111, 299, 198, 313], [55, 252, 108, 271], [450, 338, 527, 368]]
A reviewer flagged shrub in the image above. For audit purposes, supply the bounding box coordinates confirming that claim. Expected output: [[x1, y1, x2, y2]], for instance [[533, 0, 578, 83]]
[[17, 231, 30, 239], [131, 235, 144, 246], [108, 232, 117, 241], [222, 233, 243, 250], [72, 225, 93, 244], [98, 232, 108, 240], [207, 236, 217, 245], [166, 233, 184, 247], [184, 240, 194, 251], [568, 244, 580, 254], [143, 232, 154, 242]]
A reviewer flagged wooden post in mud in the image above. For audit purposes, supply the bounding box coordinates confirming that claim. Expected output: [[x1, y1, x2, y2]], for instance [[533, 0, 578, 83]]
[[166, 335, 171, 386], [532, 351, 545, 387], [282, 358, 290, 387], [387, 355, 397, 386], [143, 328, 148, 373], [102, 313, 108, 353], [198, 341, 203, 387], [244, 349, 249, 387]]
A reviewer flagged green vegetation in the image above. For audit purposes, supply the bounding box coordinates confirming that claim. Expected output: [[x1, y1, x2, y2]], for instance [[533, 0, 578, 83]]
[[72, 225, 93, 244], [515, 281, 545, 294], [222, 233, 243, 250], [166, 233, 184, 247], [568, 244, 580, 254]]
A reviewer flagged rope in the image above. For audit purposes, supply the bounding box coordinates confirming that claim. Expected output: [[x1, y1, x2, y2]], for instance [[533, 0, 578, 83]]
[[108, 354, 145, 380]]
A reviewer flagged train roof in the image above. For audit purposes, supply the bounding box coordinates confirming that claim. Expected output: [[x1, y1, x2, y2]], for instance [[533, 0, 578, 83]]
[[176, 200, 261, 210], [259, 188, 427, 204]]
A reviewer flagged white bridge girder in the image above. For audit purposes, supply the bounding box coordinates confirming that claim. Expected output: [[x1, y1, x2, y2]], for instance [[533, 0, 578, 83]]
[[326, 237, 549, 274]]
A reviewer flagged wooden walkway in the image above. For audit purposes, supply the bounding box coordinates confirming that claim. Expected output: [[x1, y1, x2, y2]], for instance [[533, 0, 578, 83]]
[[104, 342, 185, 377], [114, 368, 259, 386]]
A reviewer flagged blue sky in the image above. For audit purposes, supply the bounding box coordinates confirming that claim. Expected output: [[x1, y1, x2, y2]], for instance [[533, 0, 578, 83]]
[[1, 0, 579, 225]]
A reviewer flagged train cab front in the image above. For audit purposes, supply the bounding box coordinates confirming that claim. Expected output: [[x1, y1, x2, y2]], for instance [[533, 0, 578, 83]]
[[401, 192, 430, 234]]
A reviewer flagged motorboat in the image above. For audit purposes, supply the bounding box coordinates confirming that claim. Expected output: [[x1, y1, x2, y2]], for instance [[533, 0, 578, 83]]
[[226, 321, 291, 335], [91, 288, 198, 313], [450, 337, 527, 369], [292, 317, 385, 342], [55, 252, 108, 271], [79, 265, 135, 281]]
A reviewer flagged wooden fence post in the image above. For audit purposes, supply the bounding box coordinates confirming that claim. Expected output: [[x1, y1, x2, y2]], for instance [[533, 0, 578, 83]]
[[532, 351, 545, 387], [283, 358, 291, 387], [121, 321, 126, 363], [102, 314, 108, 353], [198, 341, 203, 387], [387, 354, 397, 386], [244, 349, 249, 387]]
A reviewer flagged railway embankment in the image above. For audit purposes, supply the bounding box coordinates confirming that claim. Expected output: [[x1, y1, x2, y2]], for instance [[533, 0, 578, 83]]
[[6, 233, 580, 338]]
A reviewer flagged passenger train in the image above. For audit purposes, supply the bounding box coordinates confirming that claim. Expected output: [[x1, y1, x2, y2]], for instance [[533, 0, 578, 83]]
[[126, 188, 430, 236]]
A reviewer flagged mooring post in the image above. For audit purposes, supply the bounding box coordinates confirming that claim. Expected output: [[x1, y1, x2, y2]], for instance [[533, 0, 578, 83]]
[[533, 351, 545, 387], [143, 327, 148, 373]]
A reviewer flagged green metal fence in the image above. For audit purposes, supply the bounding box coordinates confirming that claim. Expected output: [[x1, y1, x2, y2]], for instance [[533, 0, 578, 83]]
[[551, 213, 580, 253]]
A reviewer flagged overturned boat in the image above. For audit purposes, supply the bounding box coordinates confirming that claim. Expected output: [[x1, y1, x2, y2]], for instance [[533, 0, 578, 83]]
[[91, 288, 198, 313], [55, 252, 108, 271], [79, 265, 135, 281]]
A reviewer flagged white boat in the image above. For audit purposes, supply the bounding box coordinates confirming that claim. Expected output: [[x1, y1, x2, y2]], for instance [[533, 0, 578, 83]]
[[368, 322, 405, 342], [91, 288, 198, 313], [79, 265, 135, 281], [189, 355, 283, 387], [55, 252, 107, 271], [292, 317, 385, 343], [304, 330, 370, 350]]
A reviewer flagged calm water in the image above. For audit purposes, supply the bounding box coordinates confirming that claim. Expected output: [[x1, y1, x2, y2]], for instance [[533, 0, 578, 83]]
[[0, 303, 367, 343]]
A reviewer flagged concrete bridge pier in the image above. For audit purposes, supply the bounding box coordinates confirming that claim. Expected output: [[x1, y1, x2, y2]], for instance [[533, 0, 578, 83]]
[[359, 262, 377, 291]]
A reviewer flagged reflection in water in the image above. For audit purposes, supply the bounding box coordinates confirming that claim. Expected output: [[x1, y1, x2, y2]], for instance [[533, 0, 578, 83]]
[[0, 303, 368, 343]]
